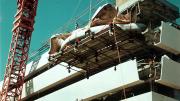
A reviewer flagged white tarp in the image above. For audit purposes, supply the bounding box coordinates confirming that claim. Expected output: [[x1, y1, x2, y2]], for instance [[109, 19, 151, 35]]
[[117, 0, 141, 14]]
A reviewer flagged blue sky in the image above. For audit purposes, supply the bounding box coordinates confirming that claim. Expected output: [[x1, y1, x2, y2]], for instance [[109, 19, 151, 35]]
[[0, 0, 180, 81]]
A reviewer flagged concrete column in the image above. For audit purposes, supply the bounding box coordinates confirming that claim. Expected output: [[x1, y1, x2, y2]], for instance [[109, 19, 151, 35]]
[[116, 0, 128, 6]]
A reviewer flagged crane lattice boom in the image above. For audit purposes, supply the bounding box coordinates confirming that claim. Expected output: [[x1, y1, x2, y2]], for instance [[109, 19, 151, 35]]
[[1, 0, 38, 100]]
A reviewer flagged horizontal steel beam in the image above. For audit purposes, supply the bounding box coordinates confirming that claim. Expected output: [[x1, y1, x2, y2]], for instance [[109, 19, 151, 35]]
[[24, 63, 52, 82]]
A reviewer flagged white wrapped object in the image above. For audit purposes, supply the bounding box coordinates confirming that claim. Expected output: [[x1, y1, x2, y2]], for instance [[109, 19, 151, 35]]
[[60, 23, 146, 51], [117, 0, 142, 14], [60, 25, 109, 50], [91, 4, 114, 20], [60, 28, 87, 50], [116, 23, 146, 32], [90, 25, 109, 33]]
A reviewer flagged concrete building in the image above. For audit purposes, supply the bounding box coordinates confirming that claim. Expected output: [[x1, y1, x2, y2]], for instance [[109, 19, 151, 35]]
[[0, 0, 180, 101]]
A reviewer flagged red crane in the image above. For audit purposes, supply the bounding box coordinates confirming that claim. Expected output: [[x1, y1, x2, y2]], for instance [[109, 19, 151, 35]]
[[0, 0, 38, 100]]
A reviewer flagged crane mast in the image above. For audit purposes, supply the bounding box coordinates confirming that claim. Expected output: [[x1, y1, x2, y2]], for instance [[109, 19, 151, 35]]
[[1, 0, 38, 100]]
